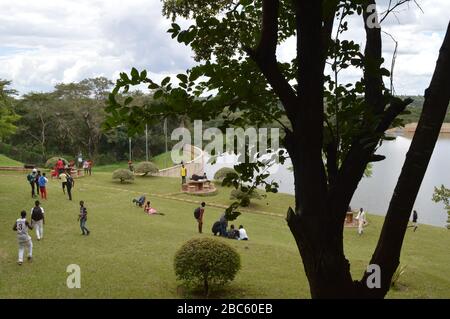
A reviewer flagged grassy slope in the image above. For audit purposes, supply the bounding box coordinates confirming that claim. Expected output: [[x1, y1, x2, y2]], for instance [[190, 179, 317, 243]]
[[0, 154, 23, 167], [0, 171, 448, 299]]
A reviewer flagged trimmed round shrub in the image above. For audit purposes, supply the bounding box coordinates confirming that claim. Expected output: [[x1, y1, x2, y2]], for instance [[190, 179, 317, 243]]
[[134, 161, 159, 176], [45, 157, 68, 169], [174, 238, 241, 296], [213, 167, 238, 181], [112, 169, 134, 183], [230, 188, 262, 207]]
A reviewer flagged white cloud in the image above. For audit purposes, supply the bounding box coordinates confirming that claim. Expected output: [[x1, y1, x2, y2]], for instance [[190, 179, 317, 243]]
[[0, 0, 194, 94], [0, 0, 448, 96]]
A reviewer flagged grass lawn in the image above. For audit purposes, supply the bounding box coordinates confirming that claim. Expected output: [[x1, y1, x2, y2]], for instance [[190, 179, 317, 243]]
[[0, 171, 449, 299], [0, 154, 23, 167]]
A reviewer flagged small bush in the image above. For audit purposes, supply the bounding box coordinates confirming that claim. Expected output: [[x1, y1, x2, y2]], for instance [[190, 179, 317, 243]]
[[134, 161, 159, 176], [213, 167, 238, 181], [45, 157, 68, 169], [230, 188, 261, 207], [112, 169, 134, 183], [174, 238, 241, 296]]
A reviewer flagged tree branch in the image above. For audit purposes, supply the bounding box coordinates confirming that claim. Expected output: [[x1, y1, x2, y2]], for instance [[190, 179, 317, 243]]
[[245, 0, 297, 123]]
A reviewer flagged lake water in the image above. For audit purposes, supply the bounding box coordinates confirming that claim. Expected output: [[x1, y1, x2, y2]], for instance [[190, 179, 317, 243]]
[[205, 134, 450, 227]]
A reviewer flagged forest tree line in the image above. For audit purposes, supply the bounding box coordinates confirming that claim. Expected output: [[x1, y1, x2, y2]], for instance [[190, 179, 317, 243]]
[[0, 77, 183, 165], [0, 77, 448, 166]]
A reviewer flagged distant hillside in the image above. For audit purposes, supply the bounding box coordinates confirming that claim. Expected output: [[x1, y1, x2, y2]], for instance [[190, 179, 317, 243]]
[[0, 154, 23, 167], [399, 95, 450, 124]]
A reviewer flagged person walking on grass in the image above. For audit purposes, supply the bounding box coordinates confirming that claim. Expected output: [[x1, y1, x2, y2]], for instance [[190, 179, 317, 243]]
[[194, 202, 206, 233], [356, 207, 366, 236], [35, 170, 41, 197], [78, 201, 90, 236], [13, 210, 33, 265], [59, 170, 68, 194], [411, 210, 419, 232], [66, 172, 75, 201], [27, 168, 38, 198], [31, 200, 45, 241], [38, 172, 48, 200], [83, 160, 89, 175]]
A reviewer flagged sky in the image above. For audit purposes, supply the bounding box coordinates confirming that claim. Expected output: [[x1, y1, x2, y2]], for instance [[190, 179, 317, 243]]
[[0, 0, 448, 96]]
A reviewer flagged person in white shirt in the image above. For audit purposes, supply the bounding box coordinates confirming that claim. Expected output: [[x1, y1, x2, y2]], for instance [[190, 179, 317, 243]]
[[356, 208, 366, 236], [59, 171, 68, 194], [238, 225, 249, 241], [30, 200, 45, 240], [13, 210, 33, 265]]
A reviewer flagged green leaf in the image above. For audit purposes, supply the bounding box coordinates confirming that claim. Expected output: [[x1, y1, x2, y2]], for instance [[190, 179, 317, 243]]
[[154, 90, 164, 100], [161, 76, 171, 87], [140, 70, 147, 80], [148, 82, 159, 90], [124, 97, 133, 105], [177, 74, 188, 84], [131, 68, 139, 80]]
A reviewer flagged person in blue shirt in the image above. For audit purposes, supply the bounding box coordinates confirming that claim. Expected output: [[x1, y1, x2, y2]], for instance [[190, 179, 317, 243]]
[[38, 173, 48, 200]]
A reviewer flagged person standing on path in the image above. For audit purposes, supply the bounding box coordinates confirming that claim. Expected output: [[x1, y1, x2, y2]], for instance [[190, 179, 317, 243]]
[[27, 168, 38, 198], [30, 200, 45, 241], [194, 202, 206, 234], [66, 172, 75, 201], [181, 163, 187, 184], [78, 201, 90, 236], [356, 208, 366, 236], [38, 173, 48, 200], [13, 210, 33, 265]]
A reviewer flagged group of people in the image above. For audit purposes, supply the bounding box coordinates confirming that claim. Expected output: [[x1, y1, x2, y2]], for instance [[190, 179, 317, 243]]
[[133, 195, 162, 215], [180, 163, 209, 185], [26, 169, 48, 200], [12, 200, 90, 265], [353, 207, 419, 236], [193, 202, 249, 240]]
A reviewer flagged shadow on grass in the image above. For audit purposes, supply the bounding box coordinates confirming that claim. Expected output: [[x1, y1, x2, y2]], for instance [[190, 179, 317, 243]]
[[177, 284, 249, 299]]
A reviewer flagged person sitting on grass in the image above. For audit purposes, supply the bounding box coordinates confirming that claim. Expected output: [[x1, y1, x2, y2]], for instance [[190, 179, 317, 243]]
[[238, 225, 248, 241], [212, 221, 221, 236], [144, 201, 164, 215], [132, 195, 146, 207], [227, 224, 239, 239]]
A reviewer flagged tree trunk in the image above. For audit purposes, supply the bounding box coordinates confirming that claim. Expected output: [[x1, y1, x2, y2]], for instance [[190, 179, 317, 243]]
[[286, 21, 450, 299], [359, 21, 450, 298]]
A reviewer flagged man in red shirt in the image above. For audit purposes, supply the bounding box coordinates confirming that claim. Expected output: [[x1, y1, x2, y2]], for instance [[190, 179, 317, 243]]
[[56, 158, 64, 175]]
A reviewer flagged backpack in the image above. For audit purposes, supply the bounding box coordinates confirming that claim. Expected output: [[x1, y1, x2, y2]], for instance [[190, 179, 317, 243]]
[[194, 207, 201, 219], [66, 176, 73, 186], [27, 174, 34, 183], [32, 207, 43, 221], [212, 221, 221, 234]]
